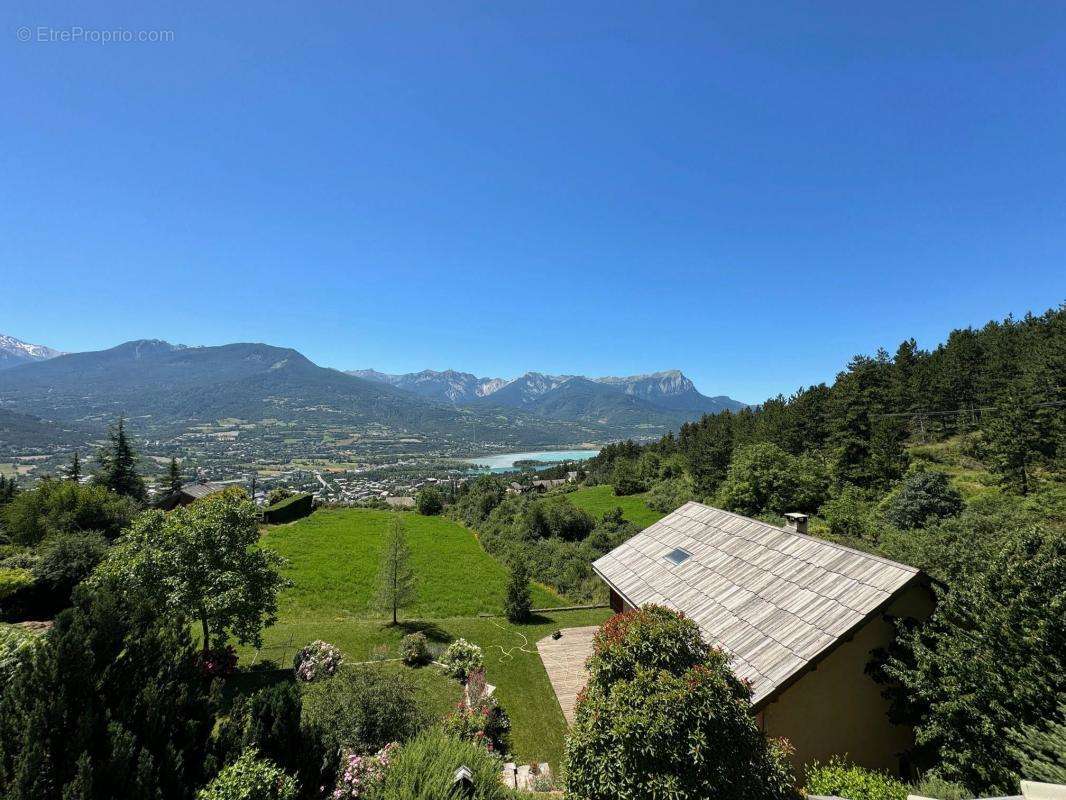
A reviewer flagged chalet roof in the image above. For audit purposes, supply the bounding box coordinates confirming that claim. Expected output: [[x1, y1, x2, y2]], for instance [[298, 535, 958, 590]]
[[181, 481, 229, 499], [592, 501, 922, 707]]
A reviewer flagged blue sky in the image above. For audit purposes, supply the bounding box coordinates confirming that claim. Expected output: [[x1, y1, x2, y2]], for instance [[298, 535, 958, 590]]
[[2, 1, 1064, 403]]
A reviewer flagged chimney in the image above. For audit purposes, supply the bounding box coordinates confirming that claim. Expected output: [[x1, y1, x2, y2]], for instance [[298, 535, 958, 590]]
[[783, 512, 809, 535]]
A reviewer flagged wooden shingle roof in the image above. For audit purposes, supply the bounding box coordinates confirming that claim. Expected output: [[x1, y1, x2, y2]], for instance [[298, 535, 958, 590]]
[[592, 501, 922, 707]]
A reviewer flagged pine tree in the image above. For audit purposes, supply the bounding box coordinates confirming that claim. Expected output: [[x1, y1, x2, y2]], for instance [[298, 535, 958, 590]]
[[67, 452, 81, 483], [504, 559, 533, 623], [1009, 699, 1066, 784], [96, 417, 147, 502], [166, 457, 182, 495], [373, 516, 417, 625]]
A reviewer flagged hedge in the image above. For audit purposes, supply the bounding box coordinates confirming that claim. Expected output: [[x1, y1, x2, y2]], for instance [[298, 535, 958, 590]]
[[262, 493, 314, 525]]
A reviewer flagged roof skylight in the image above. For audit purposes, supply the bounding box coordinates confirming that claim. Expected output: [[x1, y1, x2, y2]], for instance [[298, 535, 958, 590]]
[[664, 547, 692, 566]]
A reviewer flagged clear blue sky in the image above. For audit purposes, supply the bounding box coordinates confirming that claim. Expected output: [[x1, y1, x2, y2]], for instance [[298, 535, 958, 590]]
[[2, 2, 1064, 404]]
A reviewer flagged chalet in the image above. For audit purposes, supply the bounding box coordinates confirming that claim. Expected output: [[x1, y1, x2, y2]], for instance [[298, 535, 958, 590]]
[[592, 501, 934, 776], [532, 478, 567, 492], [155, 481, 231, 510]]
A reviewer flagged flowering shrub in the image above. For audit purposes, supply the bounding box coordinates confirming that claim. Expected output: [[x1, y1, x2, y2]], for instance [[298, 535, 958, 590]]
[[293, 640, 344, 682], [195, 645, 238, 678], [331, 743, 398, 799], [400, 632, 430, 666], [439, 638, 483, 682], [440, 668, 509, 752]]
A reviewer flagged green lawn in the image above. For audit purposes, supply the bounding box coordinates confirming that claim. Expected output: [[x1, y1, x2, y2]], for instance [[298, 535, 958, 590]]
[[567, 484, 665, 528], [249, 508, 612, 767], [262, 508, 562, 618]]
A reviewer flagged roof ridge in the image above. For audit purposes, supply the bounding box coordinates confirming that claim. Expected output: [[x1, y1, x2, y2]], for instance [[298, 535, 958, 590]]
[[677, 502, 920, 575]]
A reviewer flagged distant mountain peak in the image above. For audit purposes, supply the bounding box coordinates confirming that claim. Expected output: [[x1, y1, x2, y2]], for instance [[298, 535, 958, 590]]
[[0, 334, 64, 370]]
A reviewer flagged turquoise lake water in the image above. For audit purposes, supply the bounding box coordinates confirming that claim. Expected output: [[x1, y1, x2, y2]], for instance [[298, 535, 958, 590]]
[[464, 449, 600, 473]]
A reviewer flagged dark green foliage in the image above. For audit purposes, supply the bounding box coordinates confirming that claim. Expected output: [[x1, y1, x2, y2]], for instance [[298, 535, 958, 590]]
[[803, 757, 908, 800], [503, 559, 532, 623], [166, 457, 183, 495], [1008, 698, 1066, 784], [301, 665, 430, 761], [32, 530, 109, 606], [611, 458, 645, 496], [0, 478, 136, 545], [882, 471, 963, 529], [67, 451, 81, 483], [520, 495, 595, 541], [95, 417, 147, 502], [198, 748, 298, 800], [0, 586, 216, 800], [821, 485, 875, 538], [0, 476, 18, 506], [880, 526, 1066, 793], [415, 486, 443, 515], [564, 605, 796, 800], [645, 474, 697, 514], [715, 442, 829, 516], [262, 493, 313, 524]]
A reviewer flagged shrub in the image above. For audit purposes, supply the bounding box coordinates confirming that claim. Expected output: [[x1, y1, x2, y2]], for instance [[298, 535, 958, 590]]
[[198, 748, 298, 800], [0, 623, 41, 682], [262, 493, 313, 525], [821, 485, 875, 539], [302, 665, 430, 759], [332, 743, 397, 799], [32, 530, 109, 604], [565, 640, 795, 800], [195, 645, 238, 678], [266, 488, 294, 506], [294, 640, 344, 682], [645, 475, 697, 514], [612, 459, 646, 496], [803, 757, 908, 800], [372, 730, 510, 800], [439, 638, 483, 682], [400, 632, 430, 666], [0, 567, 34, 602], [415, 487, 443, 516], [587, 605, 712, 688], [214, 682, 307, 776], [882, 471, 963, 530], [910, 774, 971, 800], [440, 668, 510, 752], [0, 478, 136, 545], [503, 560, 532, 623]]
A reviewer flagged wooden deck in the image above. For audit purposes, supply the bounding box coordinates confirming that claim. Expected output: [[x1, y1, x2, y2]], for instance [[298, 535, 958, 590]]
[[536, 625, 598, 725]]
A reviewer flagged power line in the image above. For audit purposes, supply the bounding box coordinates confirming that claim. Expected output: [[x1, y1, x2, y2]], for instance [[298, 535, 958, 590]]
[[871, 398, 1066, 420]]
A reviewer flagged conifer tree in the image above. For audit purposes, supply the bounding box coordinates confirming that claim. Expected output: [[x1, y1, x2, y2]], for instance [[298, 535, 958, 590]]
[[66, 452, 81, 483], [96, 417, 146, 502], [165, 457, 182, 495], [373, 516, 417, 625], [504, 559, 533, 623]]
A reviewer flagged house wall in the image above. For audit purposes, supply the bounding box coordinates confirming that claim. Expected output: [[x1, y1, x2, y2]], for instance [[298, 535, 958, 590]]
[[759, 583, 934, 778]]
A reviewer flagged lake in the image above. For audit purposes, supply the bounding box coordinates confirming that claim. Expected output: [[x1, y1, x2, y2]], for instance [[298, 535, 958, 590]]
[[464, 449, 601, 473]]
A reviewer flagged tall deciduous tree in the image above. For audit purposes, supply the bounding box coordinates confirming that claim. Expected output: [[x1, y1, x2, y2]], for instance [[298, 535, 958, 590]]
[[96, 417, 147, 502], [91, 488, 287, 653], [373, 516, 417, 625]]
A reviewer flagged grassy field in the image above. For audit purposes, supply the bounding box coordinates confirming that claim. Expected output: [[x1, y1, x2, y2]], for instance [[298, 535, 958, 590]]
[[567, 484, 665, 528], [249, 507, 611, 767], [262, 508, 562, 618]]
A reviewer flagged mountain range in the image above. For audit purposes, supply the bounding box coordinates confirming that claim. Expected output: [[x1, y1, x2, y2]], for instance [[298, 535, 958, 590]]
[[348, 368, 744, 421], [0, 334, 744, 448]]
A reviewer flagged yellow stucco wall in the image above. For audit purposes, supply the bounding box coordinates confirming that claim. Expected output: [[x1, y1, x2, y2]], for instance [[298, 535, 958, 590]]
[[759, 583, 934, 779]]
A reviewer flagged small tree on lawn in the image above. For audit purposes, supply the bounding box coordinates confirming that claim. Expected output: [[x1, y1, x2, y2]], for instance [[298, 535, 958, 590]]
[[564, 605, 796, 800], [504, 558, 532, 623], [373, 515, 417, 625], [91, 487, 287, 653]]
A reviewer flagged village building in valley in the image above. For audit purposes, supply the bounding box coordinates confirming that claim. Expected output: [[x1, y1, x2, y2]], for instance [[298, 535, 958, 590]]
[[586, 501, 935, 775]]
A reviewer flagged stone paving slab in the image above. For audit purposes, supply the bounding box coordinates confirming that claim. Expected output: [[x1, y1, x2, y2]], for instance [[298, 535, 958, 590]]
[[536, 626, 599, 725]]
